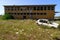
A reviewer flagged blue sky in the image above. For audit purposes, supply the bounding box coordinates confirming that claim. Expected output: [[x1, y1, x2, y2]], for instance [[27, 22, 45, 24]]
[[0, 0, 60, 16]]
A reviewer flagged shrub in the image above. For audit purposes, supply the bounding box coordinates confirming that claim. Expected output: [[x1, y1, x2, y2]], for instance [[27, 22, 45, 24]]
[[2, 13, 14, 20]]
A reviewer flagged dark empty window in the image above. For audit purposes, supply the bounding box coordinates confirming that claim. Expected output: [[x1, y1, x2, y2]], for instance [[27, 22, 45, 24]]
[[34, 13, 36, 15], [21, 9, 22, 11], [30, 13, 33, 15], [17, 7, 20, 11], [44, 13, 46, 15], [13, 7, 16, 11], [5, 8, 9, 10], [37, 13, 39, 15], [34, 7, 36, 10], [40, 13, 43, 15], [5, 8, 7, 10], [11, 7, 13, 11], [27, 7, 29, 10], [48, 6, 50, 10], [11, 13, 13, 15], [14, 13, 16, 15], [9, 13, 11, 15], [44, 6, 46, 10], [7, 8, 10, 10], [40, 7, 43, 10], [8, 13, 10, 14], [21, 13, 23, 15], [24, 13, 26, 15], [17, 13, 19, 15], [27, 13, 29, 15], [51, 7, 54, 10], [37, 7, 40, 10]]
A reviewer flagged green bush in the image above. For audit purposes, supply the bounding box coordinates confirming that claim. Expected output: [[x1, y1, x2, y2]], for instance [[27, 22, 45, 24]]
[[2, 13, 14, 20]]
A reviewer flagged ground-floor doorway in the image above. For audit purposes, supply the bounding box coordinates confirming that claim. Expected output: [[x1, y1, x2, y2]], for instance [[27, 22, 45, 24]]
[[23, 16, 26, 19]]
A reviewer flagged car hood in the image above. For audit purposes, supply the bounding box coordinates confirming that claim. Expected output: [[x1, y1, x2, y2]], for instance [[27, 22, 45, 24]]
[[52, 22, 59, 25], [51, 22, 59, 28]]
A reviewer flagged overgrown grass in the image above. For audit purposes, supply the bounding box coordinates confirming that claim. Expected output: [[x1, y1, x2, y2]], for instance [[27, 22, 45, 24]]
[[0, 19, 60, 40]]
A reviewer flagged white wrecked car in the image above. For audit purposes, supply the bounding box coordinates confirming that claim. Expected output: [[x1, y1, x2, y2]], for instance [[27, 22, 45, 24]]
[[36, 19, 59, 28]]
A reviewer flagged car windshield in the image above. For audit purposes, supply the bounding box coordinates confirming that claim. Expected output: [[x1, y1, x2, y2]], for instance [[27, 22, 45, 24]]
[[39, 20, 47, 23], [39, 20, 43, 22]]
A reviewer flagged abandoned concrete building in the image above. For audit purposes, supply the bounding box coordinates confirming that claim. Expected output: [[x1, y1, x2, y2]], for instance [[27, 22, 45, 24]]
[[4, 4, 56, 19]]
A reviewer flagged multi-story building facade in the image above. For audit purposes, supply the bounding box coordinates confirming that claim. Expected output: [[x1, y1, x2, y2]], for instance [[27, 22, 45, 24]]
[[4, 4, 56, 19]]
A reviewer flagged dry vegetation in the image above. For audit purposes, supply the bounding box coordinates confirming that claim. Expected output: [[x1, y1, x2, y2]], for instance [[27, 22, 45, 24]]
[[0, 19, 60, 40]]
